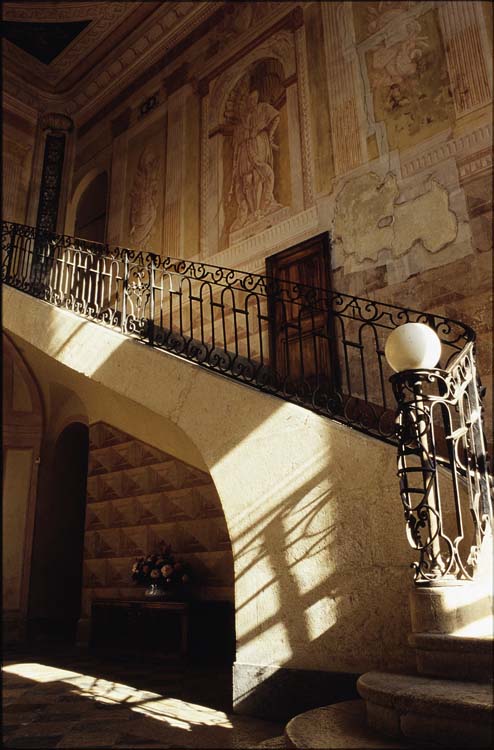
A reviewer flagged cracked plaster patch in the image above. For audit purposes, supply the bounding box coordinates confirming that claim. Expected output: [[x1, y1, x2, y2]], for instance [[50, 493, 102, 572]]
[[333, 172, 458, 265]]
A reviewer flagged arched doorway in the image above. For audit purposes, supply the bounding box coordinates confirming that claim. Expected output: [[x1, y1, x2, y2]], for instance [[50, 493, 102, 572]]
[[83, 422, 235, 664], [28, 422, 89, 643], [74, 171, 108, 243], [2, 334, 43, 643]]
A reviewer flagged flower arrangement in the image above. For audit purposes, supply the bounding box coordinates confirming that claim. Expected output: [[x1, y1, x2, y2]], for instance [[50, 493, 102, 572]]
[[131, 540, 192, 599]]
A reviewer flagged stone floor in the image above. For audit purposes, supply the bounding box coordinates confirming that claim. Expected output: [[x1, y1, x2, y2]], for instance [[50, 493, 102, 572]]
[[2, 646, 283, 749]]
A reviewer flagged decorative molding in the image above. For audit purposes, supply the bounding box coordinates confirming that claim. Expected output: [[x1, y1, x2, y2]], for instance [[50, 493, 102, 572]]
[[400, 122, 493, 178], [3, 2, 128, 23], [195, 4, 297, 91], [40, 113, 74, 133], [294, 25, 315, 208], [66, 3, 221, 122], [457, 148, 493, 182], [203, 205, 320, 272], [2, 3, 139, 88], [3, 3, 223, 130]]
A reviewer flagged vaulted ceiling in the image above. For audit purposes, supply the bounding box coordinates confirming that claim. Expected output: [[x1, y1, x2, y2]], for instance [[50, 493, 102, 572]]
[[2, 1, 224, 123]]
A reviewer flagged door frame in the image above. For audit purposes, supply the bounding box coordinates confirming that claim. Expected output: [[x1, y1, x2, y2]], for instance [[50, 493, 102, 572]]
[[265, 231, 340, 390]]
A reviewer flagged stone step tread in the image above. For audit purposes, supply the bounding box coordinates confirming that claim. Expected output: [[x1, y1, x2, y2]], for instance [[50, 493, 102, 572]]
[[358, 671, 493, 718], [285, 700, 418, 749], [256, 736, 287, 748], [409, 632, 494, 652]]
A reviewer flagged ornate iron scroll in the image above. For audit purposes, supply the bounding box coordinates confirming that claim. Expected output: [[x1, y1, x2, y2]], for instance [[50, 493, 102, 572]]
[[391, 348, 493, 585], [3, 220, 491, 582], [1, 220, 476, 445], [36, 134, 66, 233]]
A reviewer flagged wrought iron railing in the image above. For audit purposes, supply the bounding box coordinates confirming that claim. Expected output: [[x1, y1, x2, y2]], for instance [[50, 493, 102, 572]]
[[392, 351, 493, 584], [2, 220, 492, 583]]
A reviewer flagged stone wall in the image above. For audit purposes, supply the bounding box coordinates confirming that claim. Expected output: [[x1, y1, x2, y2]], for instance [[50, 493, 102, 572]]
[[68, 1, 493, 439], [2, 96, 37, 225], [81, 421, 234, 623]]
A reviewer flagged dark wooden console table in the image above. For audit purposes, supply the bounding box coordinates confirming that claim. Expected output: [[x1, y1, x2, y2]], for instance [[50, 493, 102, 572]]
[[90, 599, 189, 658]]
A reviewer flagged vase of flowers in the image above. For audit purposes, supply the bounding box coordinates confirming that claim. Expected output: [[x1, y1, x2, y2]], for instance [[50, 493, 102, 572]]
[[131, 540, 192, 600]]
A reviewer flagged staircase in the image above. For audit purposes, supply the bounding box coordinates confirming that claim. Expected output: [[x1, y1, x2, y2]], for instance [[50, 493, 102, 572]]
[[257, 553, 494, 747], [274, 566, 494, 748], [3, 221, 493, 743], [0, 220, 475, 445]]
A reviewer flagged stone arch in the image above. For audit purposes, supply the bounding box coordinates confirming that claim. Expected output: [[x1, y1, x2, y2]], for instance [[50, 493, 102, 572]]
[[66, 167, 109, 239], [208, 30, 295, 132], [39, 421, 89, 643], [2, 333, 43, 642], [77, 420, 235, 659]]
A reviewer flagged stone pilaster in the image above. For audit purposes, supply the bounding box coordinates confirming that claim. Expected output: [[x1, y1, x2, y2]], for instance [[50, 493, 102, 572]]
[[2, 141, 31, 223], [438, 1, 492, 117], [164, 85, 192, 258], [321, 1, 366, 175], [294, 22, 315, 208], [199, 88, 210, 257]]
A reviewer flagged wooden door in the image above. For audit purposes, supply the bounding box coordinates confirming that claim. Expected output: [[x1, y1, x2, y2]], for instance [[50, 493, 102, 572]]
[[266, 233, 337, 394]]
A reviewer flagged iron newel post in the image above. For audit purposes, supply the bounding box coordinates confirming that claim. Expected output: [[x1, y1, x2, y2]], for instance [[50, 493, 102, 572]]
[[385, 322, 493, 586]]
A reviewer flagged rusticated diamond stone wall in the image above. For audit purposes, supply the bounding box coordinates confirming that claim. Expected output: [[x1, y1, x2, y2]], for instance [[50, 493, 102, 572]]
[[81, 422, 233, 618]]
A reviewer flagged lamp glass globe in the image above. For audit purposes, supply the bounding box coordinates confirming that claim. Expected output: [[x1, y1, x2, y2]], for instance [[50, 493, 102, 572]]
[[385, 322, 442, 373]]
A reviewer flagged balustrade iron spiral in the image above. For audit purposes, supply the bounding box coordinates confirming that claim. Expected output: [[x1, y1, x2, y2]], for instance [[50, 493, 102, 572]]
[[2, 220, 492, 584]]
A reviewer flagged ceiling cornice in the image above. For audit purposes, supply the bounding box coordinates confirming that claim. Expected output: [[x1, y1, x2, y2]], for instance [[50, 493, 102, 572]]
[[2, 3, 139, 87], [2, 1, 224, 126], [65, 2, 224, 124]]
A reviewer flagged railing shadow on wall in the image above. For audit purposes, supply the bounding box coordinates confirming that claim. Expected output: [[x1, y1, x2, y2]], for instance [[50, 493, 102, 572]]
[[2, 220, 492, 586]]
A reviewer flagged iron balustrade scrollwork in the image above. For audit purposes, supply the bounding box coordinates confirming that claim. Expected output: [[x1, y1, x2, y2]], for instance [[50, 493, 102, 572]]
[[391, 348, 493, 585], [1, 221, 475, 439], [2, 221, 492, 583]]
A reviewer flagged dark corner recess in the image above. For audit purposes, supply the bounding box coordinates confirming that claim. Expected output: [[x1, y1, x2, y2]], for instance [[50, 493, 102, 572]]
[[3, 20, 91, 65]]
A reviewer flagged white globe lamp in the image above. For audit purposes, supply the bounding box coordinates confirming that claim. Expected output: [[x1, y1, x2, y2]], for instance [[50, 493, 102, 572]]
[[385, 322, 442, 373]]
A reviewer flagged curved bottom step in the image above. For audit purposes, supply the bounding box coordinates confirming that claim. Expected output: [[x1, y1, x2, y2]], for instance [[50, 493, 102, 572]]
[[358, 671, 493, 748], [408, 632, 493, 681], [256, 737, 287, 748], [284, 700, 416, 749]]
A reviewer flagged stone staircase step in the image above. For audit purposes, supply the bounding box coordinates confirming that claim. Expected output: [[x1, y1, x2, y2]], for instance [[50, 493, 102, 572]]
[[284, 700, 416, 748], [256, 736, 287, 748], [357, 671, 493, 747], [409, 632, 494, 681]]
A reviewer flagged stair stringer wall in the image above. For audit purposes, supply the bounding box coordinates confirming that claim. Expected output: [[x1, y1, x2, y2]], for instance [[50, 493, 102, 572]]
[[4, 286, 418, 680]]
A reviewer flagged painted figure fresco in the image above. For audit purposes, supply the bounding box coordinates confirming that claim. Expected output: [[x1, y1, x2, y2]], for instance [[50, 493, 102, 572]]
[[365, 9, 455, 150], [129, 143, 159, 249], [371, 18, 428, 89], [228, 89, 282, 232]]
